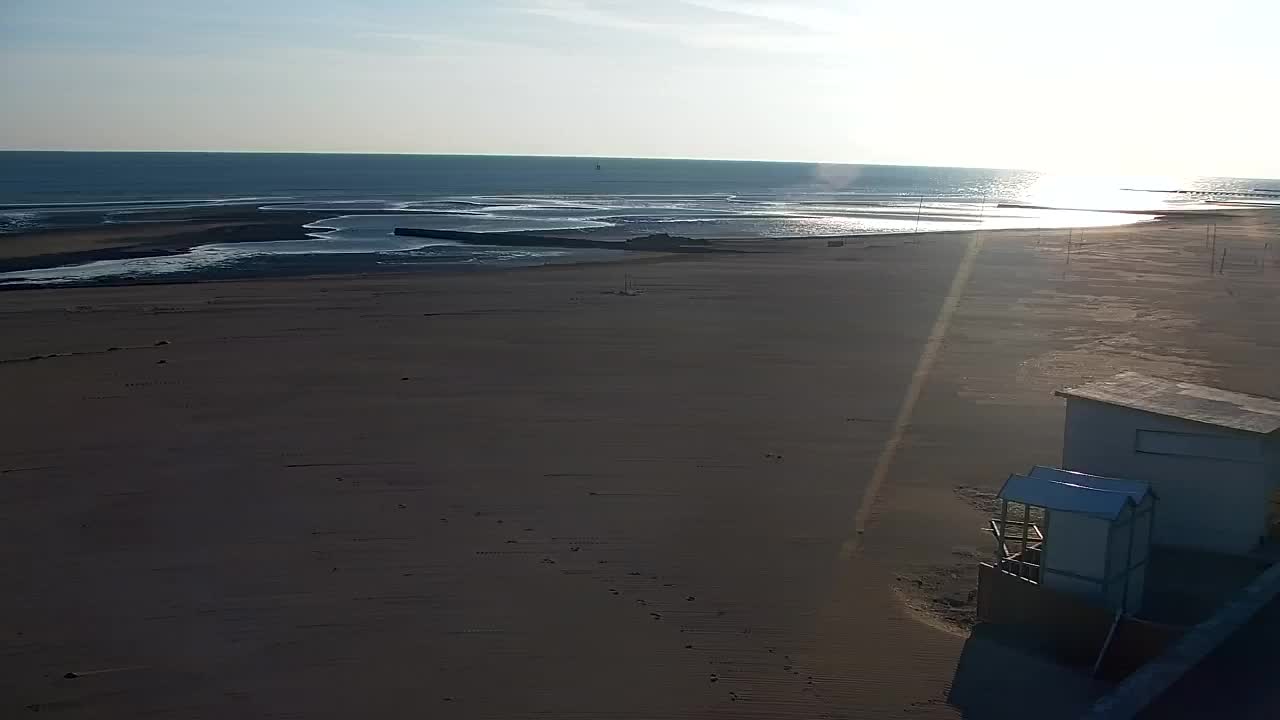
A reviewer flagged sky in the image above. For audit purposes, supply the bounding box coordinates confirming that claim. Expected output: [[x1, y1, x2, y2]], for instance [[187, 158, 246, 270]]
[[1, 0, 1276, 177]]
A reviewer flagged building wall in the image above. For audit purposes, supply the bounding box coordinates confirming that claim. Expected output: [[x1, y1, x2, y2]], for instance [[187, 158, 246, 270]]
[[976, 563, 1183, 679], [1062, 399, 1270, 554], [1268, 439, 1280, 537], [1127, 500, 1153, 611], [1042, 511, 1110, 600], [1106, 513, 1130, 610]]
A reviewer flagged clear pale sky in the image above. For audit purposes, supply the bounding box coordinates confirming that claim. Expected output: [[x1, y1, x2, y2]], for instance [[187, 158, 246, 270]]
[[2, 0, 1276, 177]]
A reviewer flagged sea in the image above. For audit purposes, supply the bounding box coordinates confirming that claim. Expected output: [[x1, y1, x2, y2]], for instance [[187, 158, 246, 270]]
[[1, 152, 1275, 287]]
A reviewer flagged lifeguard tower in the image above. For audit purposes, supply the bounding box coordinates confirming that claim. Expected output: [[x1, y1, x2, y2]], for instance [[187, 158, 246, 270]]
[[990, 466, 1156, 613]]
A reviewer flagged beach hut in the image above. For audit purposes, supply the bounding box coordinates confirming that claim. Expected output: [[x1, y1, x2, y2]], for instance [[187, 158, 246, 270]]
[[992, 467, 1156, 613], [1056, 373, 1280, 555]]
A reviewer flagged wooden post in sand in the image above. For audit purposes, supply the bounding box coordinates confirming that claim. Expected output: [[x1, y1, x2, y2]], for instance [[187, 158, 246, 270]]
[[914, 196, 924, 234], [974, 196, 987, 242], [998, 501, 1010, 565], [1219, 248, 1227, 275]]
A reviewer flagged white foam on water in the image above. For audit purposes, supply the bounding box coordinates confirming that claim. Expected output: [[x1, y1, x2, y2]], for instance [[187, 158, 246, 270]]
[[0, 191, 1173, 287], [0, 211, 616, 286]]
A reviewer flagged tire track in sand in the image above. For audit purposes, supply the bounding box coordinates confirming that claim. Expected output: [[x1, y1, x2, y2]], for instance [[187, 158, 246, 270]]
[[843, 229, 984, 558]]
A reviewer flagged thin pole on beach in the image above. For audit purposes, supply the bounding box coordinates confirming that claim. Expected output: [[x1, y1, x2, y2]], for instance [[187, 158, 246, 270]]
[[998, 501, 1010, 565], [1219, 248, 1227, 275], [914, 195, 924, 234]]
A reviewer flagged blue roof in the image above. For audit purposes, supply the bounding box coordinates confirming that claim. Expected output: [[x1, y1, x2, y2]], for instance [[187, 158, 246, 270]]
[[999, 467, 1155, 520], [1028, 466, 1158, 502]]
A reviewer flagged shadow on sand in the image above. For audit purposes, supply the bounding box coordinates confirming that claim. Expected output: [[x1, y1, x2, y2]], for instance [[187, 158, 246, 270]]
[[947, 624, 1106, 719]]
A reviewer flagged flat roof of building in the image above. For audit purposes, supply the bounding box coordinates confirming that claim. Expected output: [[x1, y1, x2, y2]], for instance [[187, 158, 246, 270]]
[[1055, 372, 1280, 435]]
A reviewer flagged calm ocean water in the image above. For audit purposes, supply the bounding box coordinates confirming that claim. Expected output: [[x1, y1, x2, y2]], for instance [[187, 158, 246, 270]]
[[1, 152, 1273, 286]]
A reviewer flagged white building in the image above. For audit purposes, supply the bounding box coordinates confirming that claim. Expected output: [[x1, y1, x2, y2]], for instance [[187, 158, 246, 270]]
[[1056, 372, 1280, 555], [997, 467, 1155, 612]]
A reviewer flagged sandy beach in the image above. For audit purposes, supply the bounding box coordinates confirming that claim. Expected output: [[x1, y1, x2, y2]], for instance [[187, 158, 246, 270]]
[[3, 211, 1279, 718]]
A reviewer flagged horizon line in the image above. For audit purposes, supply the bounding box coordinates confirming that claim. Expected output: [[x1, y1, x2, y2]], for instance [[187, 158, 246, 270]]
[[0, 148, 1036, 173], [0, 149, 1273, 181]]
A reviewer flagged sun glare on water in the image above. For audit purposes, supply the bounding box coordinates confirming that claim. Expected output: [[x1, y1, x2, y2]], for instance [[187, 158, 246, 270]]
[[1023, 173, 1194, 212]]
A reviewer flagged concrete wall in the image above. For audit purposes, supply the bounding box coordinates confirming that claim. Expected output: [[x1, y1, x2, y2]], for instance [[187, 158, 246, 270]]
[[976, 563, 1182, 679], [1062, 399, 1271, 554]]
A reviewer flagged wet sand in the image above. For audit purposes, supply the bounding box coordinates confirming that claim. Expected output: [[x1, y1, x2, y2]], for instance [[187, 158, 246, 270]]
[[0, 208, 331, 272], [2, 211, 1278, 718]]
